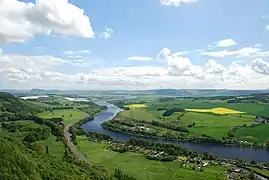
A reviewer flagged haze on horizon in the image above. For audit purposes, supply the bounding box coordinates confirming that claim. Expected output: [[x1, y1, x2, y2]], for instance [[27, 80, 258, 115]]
[[0, 0, 269, 90]]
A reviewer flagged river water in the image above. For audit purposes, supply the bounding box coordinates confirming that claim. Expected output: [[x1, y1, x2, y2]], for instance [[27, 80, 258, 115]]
[[81, 101, 269, 162]]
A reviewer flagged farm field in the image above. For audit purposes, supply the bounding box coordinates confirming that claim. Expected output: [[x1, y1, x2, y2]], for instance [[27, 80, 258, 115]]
[[117, 108, 254, 139], [38, 109, 88, 125], [180, 112, 253, 138], [235, 123, 269, 143], [146, 99, 269, 117], [125, 103, 147, 109], [185, 107, 244, 115], [76, 136, 227, 180]]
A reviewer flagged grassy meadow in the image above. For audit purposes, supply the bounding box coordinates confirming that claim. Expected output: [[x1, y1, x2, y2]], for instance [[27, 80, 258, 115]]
[[38, 109, 88, 125], [235, 123, 269, 143], [180, 112, 253, 138], [118, 107, 254, 139], [111, 97, 269, 142], [147, 99, 269, 117], [77, 136, 227, 180]]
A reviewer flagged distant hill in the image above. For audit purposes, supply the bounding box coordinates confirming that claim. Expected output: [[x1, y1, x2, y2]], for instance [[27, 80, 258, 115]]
[[0, 92, 46, 121], [0, 137, 109, 180]]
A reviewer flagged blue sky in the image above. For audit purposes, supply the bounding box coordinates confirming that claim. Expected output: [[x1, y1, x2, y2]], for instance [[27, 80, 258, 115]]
[[0, 0, 269, 89]]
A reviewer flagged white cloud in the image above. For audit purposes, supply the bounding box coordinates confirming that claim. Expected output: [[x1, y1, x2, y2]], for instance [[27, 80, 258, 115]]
[[204, 60, 225, 74], [160, 0, 197, 6], [100, 28, 114, 39], [1, 49, 269, 90], [266, 25, 269, 30], [0, 0, 94, 43], [215, 39, 237, 47], [201, 47, 262, 58], [0, 48, 3, 55], [252, 58, 269, 75], [126, 56, 153, 61]]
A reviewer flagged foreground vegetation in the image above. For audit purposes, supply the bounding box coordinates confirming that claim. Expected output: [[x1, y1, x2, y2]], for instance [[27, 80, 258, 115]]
[[77, 136, 227, 180], [0, 92, 136, 180]]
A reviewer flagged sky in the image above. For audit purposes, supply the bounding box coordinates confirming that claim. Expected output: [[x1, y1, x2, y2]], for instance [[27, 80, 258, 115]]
[[0, 0, 269, 90]]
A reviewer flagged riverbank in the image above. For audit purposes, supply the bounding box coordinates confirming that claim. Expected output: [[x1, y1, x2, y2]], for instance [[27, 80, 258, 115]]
[[101, 119, 267, 149], [76, 135, 228, 180], [78, 132, 269, 180]]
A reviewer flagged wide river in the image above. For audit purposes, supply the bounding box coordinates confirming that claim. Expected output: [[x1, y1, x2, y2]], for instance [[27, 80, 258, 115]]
[[81, 101, 269, 162]]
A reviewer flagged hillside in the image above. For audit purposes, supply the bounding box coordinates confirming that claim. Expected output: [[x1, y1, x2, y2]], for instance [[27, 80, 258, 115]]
[[0, 136, 109, 180], [0, 92, 46, 121]]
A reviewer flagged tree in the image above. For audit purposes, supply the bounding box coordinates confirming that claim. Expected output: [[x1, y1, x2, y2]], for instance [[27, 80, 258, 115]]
[[46, 145, 49, 154], [264, 139, 269, 149], [247, 171, 255, 180]]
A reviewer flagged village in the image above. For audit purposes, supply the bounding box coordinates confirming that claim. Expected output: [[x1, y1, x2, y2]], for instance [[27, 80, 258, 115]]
[[86, 134, 269, 180]]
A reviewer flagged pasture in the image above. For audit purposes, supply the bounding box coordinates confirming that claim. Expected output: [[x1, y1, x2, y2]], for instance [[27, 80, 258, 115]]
[[180, 112, 254, 138], [235, 123, 269, 143], [36, 135, 65, 159], [118, 108, 254, 139], [77, 136, 226, 180], [38, 109, 88, 125], [147, 99, 269, 116]]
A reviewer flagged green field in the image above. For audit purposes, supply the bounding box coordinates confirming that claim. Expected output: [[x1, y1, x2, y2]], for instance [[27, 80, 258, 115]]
[[38, 109, 88, 125], [147, 99, 269, 117], [36, 135, 65, 159], [180, 112, 253, 138], [235, 123, 269, 143], [77, 136, 226, 180], [118, 108, 254, 139]]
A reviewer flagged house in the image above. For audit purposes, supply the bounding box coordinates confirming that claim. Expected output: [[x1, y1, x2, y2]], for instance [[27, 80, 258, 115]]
[[254, 117, 268, 123]]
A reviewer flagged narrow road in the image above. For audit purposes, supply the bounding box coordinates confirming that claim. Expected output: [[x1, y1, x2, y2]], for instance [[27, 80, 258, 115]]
[[64, 121, 89, 162]]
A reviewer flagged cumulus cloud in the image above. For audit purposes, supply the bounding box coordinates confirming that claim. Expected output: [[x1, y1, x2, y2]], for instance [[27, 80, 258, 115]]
[[204, 60, 225, 74], [215, 39, 237, 47], [100, 28, 114, 39], [252, 58, 269, 75], [1, 48, 269, 89], [160, 0, 197, 6], [126, 56, 152, 61], [0, 0, 94, 43]]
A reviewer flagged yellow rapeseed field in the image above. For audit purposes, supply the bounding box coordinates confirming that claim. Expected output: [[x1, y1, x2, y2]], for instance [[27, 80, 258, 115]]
[[125, 104, 147, 109], [185, 107, 244, 115]]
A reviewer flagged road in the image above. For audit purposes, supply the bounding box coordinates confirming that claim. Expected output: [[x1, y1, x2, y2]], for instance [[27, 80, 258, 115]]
[[64, 121, 89, 162]]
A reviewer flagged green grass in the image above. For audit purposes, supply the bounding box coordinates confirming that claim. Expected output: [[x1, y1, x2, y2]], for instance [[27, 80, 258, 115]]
[[251, 167, 269, 177], [120, 109, 163, 122], [147, 99, 269, 116], [118, 108, 254, 139], [180, 112, 254, 138], [77, 136, 226, 180], [36, 135, 65, 159], [0, 120, 66, 159], [38, 109, 89, 125], [235, 123, 269, 143]]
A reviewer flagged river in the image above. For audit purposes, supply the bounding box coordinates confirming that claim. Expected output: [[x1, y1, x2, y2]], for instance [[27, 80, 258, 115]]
[[81, 101, 269, 163]]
